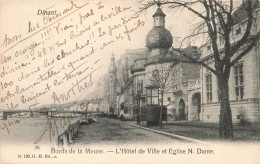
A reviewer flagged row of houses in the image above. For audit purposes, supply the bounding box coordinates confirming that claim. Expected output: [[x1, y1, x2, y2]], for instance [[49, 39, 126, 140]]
[[95, 1, 260, 124]]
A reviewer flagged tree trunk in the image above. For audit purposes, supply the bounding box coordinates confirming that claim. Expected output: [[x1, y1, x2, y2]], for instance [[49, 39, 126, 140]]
[[218, 75, 234, 139], [159, 93, 163, 129], [137, 98, 141, 125]]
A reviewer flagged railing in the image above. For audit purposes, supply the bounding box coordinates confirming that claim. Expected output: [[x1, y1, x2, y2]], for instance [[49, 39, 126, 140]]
[[57, 120, 80, 147]]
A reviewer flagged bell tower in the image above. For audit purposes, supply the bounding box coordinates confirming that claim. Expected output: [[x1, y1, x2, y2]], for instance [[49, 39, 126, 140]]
[[153, 3, 166, 27], [109, 53, 117, 114]]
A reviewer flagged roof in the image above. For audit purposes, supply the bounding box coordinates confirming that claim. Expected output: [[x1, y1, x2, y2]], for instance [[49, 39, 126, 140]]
[[144, 50, 179, 66], [144, 47, 200, 67], [152, 7, 166, 17], [231, 0, 260, 26], [146, 26, 173, 50]]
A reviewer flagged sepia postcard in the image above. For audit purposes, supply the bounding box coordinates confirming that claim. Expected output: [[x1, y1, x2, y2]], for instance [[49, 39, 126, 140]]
[[0, 0, 260, 163]]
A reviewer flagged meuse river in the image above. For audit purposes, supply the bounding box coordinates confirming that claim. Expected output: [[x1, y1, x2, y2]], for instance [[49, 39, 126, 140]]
[[0, 117, 80, 146]]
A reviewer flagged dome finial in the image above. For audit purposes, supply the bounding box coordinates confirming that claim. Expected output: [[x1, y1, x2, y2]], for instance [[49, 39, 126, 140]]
[[152, 2, 165, 18], [156, 1, 161, 8]]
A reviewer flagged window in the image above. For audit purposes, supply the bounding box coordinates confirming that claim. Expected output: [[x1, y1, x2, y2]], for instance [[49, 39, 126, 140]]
[[146, 88, 159, 105], [207, 45, 211, 50], [219, 36, 223, 45], [167, 97, 171, 101], [205, 74, 212, 102], [236, 28, 241, 35], [153, 70, 159, 78], [137, 83, 143, 94], [234, 63, 244, 100]]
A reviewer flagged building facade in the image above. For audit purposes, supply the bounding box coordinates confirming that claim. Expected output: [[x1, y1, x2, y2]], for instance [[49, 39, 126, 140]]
[[198, 2, 260, 123], [129, 5, 200, 122]]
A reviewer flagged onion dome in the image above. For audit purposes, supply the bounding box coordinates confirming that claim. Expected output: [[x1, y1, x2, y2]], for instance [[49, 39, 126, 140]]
[[146, 26, 173, 50], [145, 4, 173, 50], [109, 54, 117, 73]]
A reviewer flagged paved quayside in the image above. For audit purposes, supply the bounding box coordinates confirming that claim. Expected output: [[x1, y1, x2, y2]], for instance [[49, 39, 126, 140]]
[[71, 117, 191, 146]]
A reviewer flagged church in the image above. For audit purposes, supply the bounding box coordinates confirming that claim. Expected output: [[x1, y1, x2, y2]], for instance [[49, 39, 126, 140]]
[[103, 1, 260, 126], [109, 4, 200, 122]]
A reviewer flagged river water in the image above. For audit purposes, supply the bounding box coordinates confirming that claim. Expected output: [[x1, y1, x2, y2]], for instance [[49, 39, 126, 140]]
[[0, 117, 80, 146]]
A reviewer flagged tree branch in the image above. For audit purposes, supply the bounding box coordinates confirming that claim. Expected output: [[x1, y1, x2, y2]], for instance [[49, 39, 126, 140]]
[[161, 1, 207, 20], [230, 32, 260, 66]]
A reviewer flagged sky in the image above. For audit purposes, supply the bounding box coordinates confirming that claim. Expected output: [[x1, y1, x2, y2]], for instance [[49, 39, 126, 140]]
[[0, 0, 243, 110]]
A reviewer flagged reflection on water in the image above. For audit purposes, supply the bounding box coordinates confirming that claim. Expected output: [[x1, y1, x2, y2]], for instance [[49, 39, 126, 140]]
[[0, 117, 80, 146]]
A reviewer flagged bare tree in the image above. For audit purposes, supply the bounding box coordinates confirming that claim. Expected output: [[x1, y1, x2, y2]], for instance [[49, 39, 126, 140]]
[[139, 0, 260, 139], [132, 86, 142, 124], [149, 59, 174, 128]]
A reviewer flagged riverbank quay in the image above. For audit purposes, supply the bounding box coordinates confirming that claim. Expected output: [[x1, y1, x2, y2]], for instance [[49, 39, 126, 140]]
[[0, 116, 81, 146], [57, 117, 99, 146]]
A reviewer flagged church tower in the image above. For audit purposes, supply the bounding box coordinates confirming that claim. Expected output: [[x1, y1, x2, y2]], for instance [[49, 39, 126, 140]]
[[109, 53, 117, 114], [145, 3, 173, 57], [153, 3, 166, 27]]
